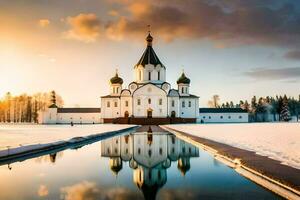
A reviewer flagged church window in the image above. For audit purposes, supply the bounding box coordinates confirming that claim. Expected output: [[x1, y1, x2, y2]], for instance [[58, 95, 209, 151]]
[[239, 116, 242, 119], [148, 149, 152, 157], [107, 101, 110, 107], [182, 87, 184, 94], [114, 102, 118, 107], [139, 70, 142, 80], [171, 100, 175, 107], [182, 101, 185, 108], [148, 98, 151, 104], [220, 116, 223, 119], [186, 87, 188, 93], [158, 71, 160, 80], [138, 148, 141, 154], [113, 88, 115, 93], [189, 147, 192, 153], [188, 101, 191, 107], [159, 148, 163, 155], [137, 99, 141, 105], [159, 99, 163, 105], [125, 101, 129, 107], [116, 87, 119, 93], [114, 148, 118, 153], [159, 109, 162, 113], [228, 116, 231, 119], [158, 170, 161, 180], [148, 71, 151, 80], [182, 147, 186, 153]]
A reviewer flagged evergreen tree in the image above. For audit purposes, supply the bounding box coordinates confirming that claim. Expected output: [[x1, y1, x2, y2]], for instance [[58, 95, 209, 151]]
[[280, 95, 291, 122]]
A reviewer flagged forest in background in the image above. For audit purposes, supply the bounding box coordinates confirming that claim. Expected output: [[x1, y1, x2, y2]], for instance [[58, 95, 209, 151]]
[[0, 91, 63, 123]]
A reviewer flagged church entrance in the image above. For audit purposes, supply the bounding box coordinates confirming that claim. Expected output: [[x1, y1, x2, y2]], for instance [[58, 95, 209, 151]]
[[171, 111, 176, 118], [147, 108, 153, 118], [124, 111, 129, 118]]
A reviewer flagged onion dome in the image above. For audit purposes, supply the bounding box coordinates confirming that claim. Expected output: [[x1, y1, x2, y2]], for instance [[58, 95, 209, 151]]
[[177, 72, 190, 84], [109, 157, 123, 175], [177, 157, 191, 176], [110, 71, 123, 85]]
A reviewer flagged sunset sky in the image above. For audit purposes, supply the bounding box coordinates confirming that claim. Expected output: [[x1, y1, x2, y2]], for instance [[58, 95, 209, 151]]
[[1, 0, 300, 107]]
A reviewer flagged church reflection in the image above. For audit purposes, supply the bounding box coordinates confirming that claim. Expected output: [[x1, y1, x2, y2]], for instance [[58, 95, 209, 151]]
[[100, 130, 199, 200]]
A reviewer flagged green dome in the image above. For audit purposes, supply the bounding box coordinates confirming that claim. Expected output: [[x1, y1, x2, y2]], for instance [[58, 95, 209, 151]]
[[110, 72, 123, 84], [177, 72, 190, 84]]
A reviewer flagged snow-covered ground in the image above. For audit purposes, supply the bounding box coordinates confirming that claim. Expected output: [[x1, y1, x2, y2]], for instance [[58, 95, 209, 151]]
[[0, 124, 135, 150], [165, 123, 300, 170]]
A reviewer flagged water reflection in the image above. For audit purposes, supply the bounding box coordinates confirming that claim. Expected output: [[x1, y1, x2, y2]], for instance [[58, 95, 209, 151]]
[[101, 131, 199, 200]]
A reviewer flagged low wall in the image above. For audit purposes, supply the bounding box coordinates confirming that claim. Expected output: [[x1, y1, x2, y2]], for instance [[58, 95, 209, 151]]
[[103, 117, 196, 125]]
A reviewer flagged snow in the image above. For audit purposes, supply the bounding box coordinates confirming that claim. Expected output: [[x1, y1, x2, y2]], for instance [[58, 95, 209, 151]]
[[0, 124, 135, 150], [164, 123, 300, 169]]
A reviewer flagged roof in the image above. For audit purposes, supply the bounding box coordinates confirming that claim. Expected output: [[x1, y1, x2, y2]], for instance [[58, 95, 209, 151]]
[[48, 104, 58, 108], [199, 108, 247, 113], [101, 95, 120, 98], [135, 33, 164, 68], [57, 108, 100, 113], [180, 94, 199, 98]]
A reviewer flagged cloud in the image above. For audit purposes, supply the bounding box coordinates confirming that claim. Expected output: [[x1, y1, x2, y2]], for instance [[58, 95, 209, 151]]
[[60, 181, 141, 200], [63, 13, 101, 43], [285, 50, 300, 60], [244, 67, 300, 81], [38, 185, 49, 197], [104, 0, 300, 47], [38, 19, 50, 28]]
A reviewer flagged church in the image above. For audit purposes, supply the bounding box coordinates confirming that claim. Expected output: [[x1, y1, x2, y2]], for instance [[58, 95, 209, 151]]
[[38, 32, 249, 124], [101, 32, 199, 123]]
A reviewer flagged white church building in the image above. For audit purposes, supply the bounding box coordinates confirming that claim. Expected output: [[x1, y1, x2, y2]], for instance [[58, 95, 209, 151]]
[[101, 32, 199, 123], [38, 32, 248, 124]]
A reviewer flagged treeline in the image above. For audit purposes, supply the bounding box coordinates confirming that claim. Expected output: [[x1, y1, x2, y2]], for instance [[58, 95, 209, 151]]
[[0, 91, 63, 123], [209, 94, 300, 121]]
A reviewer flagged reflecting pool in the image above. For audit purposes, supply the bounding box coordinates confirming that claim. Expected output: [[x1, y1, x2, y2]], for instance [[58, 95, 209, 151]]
[[0, 130, 281, 200]]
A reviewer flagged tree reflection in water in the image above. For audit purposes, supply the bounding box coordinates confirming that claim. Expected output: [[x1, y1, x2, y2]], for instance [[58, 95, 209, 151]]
[[101, 131, 199, 200]]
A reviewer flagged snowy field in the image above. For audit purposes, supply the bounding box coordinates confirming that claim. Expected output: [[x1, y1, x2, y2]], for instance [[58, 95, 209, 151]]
[[165, 123, 300, 170], [0, 124, 135, 150]]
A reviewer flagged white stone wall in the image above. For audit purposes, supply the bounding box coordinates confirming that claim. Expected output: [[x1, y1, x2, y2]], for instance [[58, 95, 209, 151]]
[[198, 112, 249, 123], [132, 84, 168, 117], [120, 96, 132, 117], [179, 98, 199, 118], [56, 112, 101, 124], [101, 98, 121, 119]]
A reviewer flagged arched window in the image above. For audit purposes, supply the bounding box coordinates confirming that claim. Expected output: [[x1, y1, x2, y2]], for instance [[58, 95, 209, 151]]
[[139, 70, 142, 80], [113, 88, 115, 93], [114, 102, 118, 107], [137, 99, 141, 105], [182, 101, 185, 108], [186, 87, 188, 93], [158, 70, 160, 80], [125, 101, 129, 107], [148, 71, 151, 80], [188, 101, 191, 107], [116, 87, 119, 93], [148, 98, 151, 104], [159, 99, 163, 105], [107, 101, 110, 107], [171, 100, 175, 107], [182, 87, 184, 94]]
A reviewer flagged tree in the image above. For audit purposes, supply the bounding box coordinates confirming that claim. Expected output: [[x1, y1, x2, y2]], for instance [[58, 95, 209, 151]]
[[280, 95, 291, 122], [208, 95, 220, 108]]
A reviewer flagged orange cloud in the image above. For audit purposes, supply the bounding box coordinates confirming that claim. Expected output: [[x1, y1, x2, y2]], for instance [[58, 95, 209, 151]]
[[38, 185, 49, 197], [63, 13, 101, 43], [38, 19, 50, 28]]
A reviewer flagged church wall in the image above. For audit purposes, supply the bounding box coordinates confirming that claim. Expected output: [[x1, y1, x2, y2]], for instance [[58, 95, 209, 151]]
[[132, 84, 168, 117], [120, 97, 132, 117], [179, 98, 198, 118], [101, 98, 121, 119], [168, 97, 180, 117]]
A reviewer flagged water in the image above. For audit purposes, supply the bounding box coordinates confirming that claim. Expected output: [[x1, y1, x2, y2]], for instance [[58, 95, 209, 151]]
[[0, 130, 281, 200]]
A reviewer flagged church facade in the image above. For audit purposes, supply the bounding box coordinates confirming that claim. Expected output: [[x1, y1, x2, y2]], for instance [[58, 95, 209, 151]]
[[101, 32, 199, 123]]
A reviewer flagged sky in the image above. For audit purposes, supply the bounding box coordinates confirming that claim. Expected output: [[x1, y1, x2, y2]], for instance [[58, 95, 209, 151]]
[[0, 0, 300, 107]]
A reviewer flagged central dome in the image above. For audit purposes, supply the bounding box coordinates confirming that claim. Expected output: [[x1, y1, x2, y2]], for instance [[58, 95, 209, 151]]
[[110, 72, 123, 84]]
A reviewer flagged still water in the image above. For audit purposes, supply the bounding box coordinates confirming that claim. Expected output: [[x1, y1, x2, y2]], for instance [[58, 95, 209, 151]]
[[0, 130, 281, 200]]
